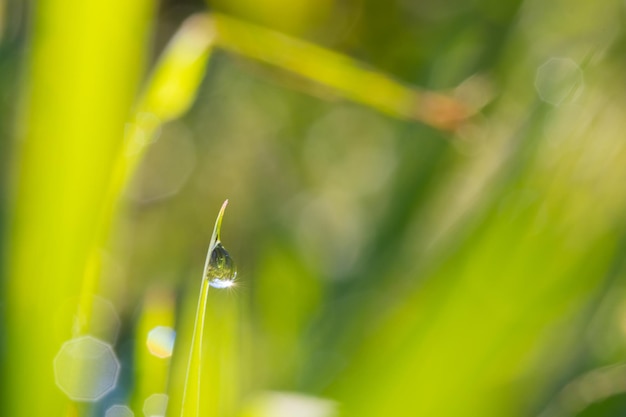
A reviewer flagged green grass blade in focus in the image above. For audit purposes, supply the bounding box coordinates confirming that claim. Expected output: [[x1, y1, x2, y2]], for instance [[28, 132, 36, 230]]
[[177, 200, 229, 417]]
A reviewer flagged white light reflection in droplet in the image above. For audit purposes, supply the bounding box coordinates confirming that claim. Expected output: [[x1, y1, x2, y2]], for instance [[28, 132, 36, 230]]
[[206, 242, 237, 289]]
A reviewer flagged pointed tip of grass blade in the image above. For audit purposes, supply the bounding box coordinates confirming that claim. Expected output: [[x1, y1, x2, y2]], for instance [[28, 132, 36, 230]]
[[209, 199, 229, 251], [203, 199, 231, 279], [215, 199, 229, 240]]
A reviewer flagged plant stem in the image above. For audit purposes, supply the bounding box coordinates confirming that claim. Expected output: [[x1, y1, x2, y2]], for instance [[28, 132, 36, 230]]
[[180, 200, 229, 417], [211, 13, 470, 130]]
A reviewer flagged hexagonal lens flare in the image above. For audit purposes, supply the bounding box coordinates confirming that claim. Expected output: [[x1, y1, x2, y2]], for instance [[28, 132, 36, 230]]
[[53, 335, 120, 402]]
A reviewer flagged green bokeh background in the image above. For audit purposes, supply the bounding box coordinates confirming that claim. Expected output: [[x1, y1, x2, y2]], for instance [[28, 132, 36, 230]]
[[2, 0, 626, 416]]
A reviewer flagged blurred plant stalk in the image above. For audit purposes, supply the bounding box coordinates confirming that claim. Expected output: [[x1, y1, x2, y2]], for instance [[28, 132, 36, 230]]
[[79, 13, 216, 327], [211, 12, 472, 131], [131, 288, 176, 415], [4, 1, 154, 416]]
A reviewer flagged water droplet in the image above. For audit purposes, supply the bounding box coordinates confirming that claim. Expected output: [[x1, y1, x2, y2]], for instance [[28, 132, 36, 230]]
[[207, 242, 237, 288]]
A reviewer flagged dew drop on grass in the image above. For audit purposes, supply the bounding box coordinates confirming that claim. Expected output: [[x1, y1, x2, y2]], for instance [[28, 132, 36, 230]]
[[207, 242, 237, 288]]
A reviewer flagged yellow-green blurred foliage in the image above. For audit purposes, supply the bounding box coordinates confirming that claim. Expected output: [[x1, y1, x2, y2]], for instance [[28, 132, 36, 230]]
[[2, 0, 626, 417]]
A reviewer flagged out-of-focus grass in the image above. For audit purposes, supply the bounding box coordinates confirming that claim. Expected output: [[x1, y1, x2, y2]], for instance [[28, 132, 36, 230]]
[[81, 13, 216, 330], [3, 1, 153, 417], [131, 288, 176, 414], [329, 99, 626, 416], [211, 13, 471, 130]]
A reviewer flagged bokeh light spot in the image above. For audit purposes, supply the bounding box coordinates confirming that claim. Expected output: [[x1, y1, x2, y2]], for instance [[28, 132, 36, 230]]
[[53, 335, 120, 402], [143, 393, 169, 417], [54, 295, 121, 343], [242, 391, 338, 417], [128, 122, 196, 203], [105, 404, 135, 417], [146, 326, 176, 358], [535, 57, 584, 106]]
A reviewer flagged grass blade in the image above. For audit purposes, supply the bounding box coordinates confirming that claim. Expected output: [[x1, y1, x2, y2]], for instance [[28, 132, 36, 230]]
[[211, 12, 470, 130], [3, 1, 153, 416], [179, 200, 229, 417]]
